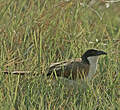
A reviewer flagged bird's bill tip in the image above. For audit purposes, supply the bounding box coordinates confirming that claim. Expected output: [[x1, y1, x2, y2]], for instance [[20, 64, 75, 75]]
[[97, 50, 107, 55]]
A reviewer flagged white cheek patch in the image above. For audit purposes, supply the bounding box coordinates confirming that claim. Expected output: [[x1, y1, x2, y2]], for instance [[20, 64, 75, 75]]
[[87, 56, 99, 80]]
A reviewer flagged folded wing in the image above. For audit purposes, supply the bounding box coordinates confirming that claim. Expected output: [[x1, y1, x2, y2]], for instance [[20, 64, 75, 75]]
[[47, 58, 89, 80]]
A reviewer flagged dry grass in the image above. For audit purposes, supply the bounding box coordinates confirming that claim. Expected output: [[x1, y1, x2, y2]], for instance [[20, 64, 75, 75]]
[[0, 0, 120, 110]]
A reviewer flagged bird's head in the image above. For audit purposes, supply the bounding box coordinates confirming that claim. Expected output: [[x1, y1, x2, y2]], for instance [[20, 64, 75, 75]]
[[82, 49, 107, 64]]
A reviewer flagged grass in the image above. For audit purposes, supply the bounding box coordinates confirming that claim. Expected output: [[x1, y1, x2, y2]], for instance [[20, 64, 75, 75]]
[[0, 0, 120, 110]]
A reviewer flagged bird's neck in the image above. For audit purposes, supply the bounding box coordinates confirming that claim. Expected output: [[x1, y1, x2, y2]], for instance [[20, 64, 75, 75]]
[[87, 56, 98, 80]]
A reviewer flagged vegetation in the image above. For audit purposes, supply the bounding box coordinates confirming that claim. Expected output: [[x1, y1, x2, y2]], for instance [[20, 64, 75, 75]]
[[0, 0, 120, 110]]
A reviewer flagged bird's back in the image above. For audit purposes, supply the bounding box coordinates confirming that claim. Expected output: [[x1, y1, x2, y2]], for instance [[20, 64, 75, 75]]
[[47, 58, 89, 80]]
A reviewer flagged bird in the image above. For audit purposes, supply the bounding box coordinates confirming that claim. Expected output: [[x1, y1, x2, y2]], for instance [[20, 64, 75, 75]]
[[47, 49, 107, 81]]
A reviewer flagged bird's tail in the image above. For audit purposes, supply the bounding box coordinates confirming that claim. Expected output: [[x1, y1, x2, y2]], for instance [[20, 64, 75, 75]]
[[1, 70, 41, 76]]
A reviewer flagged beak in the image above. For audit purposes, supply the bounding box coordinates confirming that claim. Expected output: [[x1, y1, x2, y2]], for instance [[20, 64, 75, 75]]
[[97, 50, 107, 56]]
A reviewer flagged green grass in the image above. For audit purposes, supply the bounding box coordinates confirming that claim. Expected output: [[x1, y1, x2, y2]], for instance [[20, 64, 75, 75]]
[[0, 0, 120, 110]]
